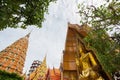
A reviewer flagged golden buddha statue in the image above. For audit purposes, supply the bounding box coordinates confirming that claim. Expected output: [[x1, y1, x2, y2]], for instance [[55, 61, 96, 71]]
[[77, 45, 104, 80]]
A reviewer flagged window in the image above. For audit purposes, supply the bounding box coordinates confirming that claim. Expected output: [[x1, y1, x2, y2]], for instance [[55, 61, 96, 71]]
[[5, 57, 8, 61], [12, 59, 15, 62], [9, 52, 13, 55], [22, 50, 25, 54], [14, 53, 17, 57], [0, 64, 2, 67], [11, 52, 14, 54], [6, 66, 10, 70]]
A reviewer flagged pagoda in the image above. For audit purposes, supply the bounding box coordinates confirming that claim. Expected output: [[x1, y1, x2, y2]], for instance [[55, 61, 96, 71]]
[[0, 33, 30, 75], [28, 56, 48, 80], [61, 23, 110, 80], [28, 60, 42, 76]]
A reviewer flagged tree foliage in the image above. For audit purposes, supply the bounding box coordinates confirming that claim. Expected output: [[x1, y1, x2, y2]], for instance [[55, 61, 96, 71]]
[[78, 0, 120, 44], [78, 0, 120, 28], [78, 0, 120, 77], [0, 0, 55, 30], [0, 70, 23, 80], [78, 0, 120, 54]]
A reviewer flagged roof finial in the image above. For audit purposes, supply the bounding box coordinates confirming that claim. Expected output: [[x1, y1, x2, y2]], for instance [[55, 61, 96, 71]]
[[68, 22, 71, 25], [25, 30, 32, 38]]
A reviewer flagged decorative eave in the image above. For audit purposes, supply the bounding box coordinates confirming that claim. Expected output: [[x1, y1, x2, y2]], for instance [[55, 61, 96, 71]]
[[68, 22, 92, 38]]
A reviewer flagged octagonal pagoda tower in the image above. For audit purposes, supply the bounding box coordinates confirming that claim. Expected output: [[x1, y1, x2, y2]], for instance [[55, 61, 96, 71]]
[[0, 33, 30, 75], [28, 60, 42, 76]]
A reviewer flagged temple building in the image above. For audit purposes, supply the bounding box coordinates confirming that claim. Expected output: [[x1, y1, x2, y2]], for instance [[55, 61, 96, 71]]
[[61, 23, 111, 80], [46, 67, 61, 80], [28, 56, 48, 80], [0, 33, 30, 75], [0, 23, 114, 80], [28, 60, 42, 76]]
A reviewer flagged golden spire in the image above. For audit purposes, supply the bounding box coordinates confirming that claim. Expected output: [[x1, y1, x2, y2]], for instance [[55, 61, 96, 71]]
[[29, 55, 47, 80]]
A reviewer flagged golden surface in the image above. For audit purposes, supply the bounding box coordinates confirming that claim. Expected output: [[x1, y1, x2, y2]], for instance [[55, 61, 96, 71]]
[[62, 23, 105, 80]]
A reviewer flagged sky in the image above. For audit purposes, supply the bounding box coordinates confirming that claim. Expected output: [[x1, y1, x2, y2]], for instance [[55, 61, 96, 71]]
[[0, 0, 105, 73]]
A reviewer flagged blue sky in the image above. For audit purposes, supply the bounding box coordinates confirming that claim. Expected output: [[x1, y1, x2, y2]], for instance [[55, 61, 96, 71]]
[[0, 0, 104, 73]]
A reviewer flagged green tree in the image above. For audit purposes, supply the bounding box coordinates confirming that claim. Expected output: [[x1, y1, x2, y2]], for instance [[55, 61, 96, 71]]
[[78, 0, 120, 28], [0, 70, 23, 80], [0, 0, 55, 30], [78, 0, 120, 44], [78, 0, 120, 77]]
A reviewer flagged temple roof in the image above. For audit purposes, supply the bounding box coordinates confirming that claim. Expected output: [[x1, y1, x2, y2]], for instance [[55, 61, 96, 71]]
[[68, 23, 91, 38], [49, 68, 61, 80]]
